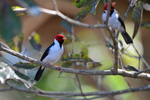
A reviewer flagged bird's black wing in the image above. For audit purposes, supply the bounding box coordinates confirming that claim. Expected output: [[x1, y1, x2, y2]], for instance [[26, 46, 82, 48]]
[[40, 42, 55, 61], [118, 16, 126, 30], [114, 10, 126, 30], [34, 42, 55, 81]]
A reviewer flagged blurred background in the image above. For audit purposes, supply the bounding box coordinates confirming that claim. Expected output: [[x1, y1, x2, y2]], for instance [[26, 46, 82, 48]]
[[1, 0, 150, 100]]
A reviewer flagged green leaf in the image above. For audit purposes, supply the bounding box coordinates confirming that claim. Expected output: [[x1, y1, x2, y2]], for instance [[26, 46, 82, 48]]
[[124, 65, 138, 72], [81, 46, 88, 56], [29, 32, 42, 51], [62, 53, 101, 68], [13, 62, 39, 70], [62, 53, 89, 62], [0, 1, 22, 50], [14, 70, 34, 82], [72, 5, 93, 30], [73, 0, 99, 14], [74, 5, 93, 21], [0, 62, 35, 88], [17, 33, 24, 53], [73, 0, 92, 8], [61, 20, 73, 34], [141, 22, 150, 29], [132, 1, 143, 39]]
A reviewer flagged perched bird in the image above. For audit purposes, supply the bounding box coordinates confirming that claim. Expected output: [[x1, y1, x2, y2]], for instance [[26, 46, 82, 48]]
[[102, 2, 133, 44], [34, 34, 67, 81]]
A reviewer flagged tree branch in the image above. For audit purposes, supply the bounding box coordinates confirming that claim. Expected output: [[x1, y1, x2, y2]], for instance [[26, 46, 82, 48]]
[[1, 43, 150, 80], [39, 7, 107, 28], [13, 6, 107, 29], [6, 80, 150, 99]]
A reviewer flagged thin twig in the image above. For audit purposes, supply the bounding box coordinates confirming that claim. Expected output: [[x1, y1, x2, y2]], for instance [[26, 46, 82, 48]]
[[124, 77, 133, 89], [135, 67, 150, 76], [123, 0, 133, 20], [102, 0, 106, 5], [51, 0, 58, 11], [132, 44, 150, 68]]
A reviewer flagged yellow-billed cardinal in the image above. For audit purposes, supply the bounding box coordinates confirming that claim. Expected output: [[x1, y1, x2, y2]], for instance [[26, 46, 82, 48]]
[[102, 2, 133, 44], [34, 34, 67, 81]]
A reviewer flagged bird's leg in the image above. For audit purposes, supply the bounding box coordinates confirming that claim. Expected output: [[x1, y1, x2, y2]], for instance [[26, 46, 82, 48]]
[[54, 63, 62, 69], [46, 61, 62, 69]]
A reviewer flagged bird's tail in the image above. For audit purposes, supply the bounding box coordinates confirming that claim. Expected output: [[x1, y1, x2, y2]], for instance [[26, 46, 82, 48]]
[[34, 66, 45, 81], [121, 31, 133, 44]]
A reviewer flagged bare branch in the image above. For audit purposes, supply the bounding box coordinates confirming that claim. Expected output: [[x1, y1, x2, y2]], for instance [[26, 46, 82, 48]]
[[40, 7, 107, 28], [132, 44, 150, 69], [6, 80, 150, 98], [107, 27, 119, 74], [13, 7, 107, 29]]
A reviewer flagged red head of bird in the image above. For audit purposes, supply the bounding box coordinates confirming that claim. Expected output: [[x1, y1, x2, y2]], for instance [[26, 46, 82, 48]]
[[55, 34, 67, 43], [104, 2, 116, 11]]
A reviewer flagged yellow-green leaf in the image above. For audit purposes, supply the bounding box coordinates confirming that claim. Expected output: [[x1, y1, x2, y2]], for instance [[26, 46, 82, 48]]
[[81, 46, 88, 56], [73, 0, 92, 8], [13, 62, 39, 70], [62, 53, 102, 68], [17, 33, 24, 52], [124, 65, 138, 72], [29, 32, 42, 51], [141, 22, 150, 29]]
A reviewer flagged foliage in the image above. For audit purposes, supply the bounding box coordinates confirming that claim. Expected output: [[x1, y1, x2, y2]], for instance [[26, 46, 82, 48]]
[[0, 0, 22, 51]]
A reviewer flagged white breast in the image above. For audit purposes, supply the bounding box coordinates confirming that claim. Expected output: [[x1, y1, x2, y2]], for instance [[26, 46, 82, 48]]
[[43, 39, 64, 64], [102, 10, 124, 32]]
